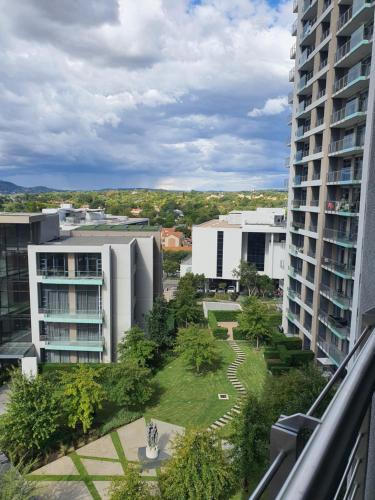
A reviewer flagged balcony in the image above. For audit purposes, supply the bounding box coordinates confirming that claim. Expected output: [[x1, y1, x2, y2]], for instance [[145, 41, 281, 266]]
[[292, 175, 307, 185], [289, 67, 295, 82], [297, 70, 314, 92], [323, 228, 357, 247], [325, 199, 360, 216], [328, 135, 364, 156], [319, 312, 350, 340], [293, 0, 298, 12], [289, 244, 304, 256], [334, 29, 373, 68], [320, 283, 352, 310], [321, 256, 354, 278], [294, 149, 310, 163], [326, 167, 362, 185], [302, 19, 316, 40], [290, 44, 296, 59], [292, 199, 307, 210], [337, 0, 374, 36], [41, 336, 104, 352], [288, 266, 303, 280], [41, 309, 104, 324], [291, 220, 305, 231], [291, 20, 297, 36], [38, 268, 103, 285], [287, 310, 300, 324], [331, 99, 367, 127], [250, 323, 375, 500], [333, 61, 370, 98], [295, 123, 310, 138], [287, 288, 302, 301], [298, 45, 315, 68]]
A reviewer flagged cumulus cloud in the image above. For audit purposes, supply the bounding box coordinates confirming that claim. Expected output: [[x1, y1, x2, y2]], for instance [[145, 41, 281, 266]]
[[248, 96, 289, 117], [0, 0, 293, 190]]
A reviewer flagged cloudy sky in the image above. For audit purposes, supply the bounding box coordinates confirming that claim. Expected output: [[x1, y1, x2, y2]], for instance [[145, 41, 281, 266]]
[[0, 0, 293, 191]]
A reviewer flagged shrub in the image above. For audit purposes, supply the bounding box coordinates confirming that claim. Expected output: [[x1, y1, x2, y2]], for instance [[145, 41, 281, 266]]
[[211, 310, 239, 322], [263, 349, 280, 360], [233, 327, 247, 340], [289, 350, 315, 366], [100, 409, 142, 435], [269, 365, 290, 375], [212, 327, 228, 340]]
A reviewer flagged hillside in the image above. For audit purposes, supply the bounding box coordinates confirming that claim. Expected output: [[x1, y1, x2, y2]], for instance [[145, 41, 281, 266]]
[[0, 180, 58, 194]]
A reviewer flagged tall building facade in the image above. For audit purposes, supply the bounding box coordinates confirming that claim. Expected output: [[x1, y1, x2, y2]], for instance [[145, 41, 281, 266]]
[[0, 213, 59, 360], [283, 0, 375, 367]]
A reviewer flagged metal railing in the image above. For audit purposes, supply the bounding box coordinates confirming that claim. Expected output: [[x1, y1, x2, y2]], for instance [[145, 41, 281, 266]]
[[333, 62, 371, 94], [331, 99, 367, 124], [329, 136, 364, 154], [321, 257, 355, 276], [320, 283, 352, 308], [337, 0, 372, 32], [318, 311, 351, 339], [335, 31, 373, 63], [250, 320, 375, 500]]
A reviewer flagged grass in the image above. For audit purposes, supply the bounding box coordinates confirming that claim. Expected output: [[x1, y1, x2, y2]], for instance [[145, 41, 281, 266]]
[[235, 342, 268, 397], [111, 431, 127, 472], [144, 341, 238, 428]]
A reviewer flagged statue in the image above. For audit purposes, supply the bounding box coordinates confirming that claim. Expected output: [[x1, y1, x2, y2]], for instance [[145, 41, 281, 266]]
[[146, 421, 159, 459]]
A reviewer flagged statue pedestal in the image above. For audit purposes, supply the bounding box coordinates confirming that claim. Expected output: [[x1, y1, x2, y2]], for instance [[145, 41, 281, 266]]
[[137, 447, 170, 469], [146, 445, 159, 459]]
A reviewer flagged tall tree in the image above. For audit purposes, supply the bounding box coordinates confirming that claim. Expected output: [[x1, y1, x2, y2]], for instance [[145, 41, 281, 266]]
[[146, 296, 176, 351], [159, 429, 235, 500], [60, 365, 105, 433], [109, 466, 152, 500], [174, 273, 205, 327], [0, 370, 61, 461], [256, 275, 275, 297], [108, 359, 154, 409], [232, 261, 259, 296], [117, 326, 156, 367], [175, 326, 220, 374], [238, 296, 273, 348]]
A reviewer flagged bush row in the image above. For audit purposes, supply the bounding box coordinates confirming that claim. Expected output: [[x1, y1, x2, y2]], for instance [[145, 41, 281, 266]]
[[210, 310, 240, 322]]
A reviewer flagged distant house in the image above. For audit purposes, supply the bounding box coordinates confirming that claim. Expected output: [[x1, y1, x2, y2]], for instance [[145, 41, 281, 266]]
[[161, 227, 185, 249], [130, 208, 143, 216]]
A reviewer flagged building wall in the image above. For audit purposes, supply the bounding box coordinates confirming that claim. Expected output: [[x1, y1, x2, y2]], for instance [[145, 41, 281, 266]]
[[134, 237, 155, 327]]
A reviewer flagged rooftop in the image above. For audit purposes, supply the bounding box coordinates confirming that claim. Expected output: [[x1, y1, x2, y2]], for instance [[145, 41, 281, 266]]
[[0, 212, 55, 223], [74, 224, 161, 232], [39, 235, 136, 247], [196, 219, 241, 228]]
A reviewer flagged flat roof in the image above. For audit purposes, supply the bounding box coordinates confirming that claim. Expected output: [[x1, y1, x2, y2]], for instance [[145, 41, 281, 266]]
[[0, 212, 52, 224], [75, 224, 160, 232], [196, 219, 241, 228], [45, 236, 136, 247], [0, 342, 35, 359]]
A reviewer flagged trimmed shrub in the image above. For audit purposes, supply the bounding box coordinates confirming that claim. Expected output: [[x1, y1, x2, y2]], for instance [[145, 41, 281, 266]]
[[263, 349, 280, 360], [269, 365, 290, 375], [289, 350, 315, 366], [212, 327, 228, 340], [211, 310, 240, 322], [233, 327, 247, 340]]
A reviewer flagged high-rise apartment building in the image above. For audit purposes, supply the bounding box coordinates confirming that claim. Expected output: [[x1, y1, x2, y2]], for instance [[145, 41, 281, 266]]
[[283, 0, 374, 367]]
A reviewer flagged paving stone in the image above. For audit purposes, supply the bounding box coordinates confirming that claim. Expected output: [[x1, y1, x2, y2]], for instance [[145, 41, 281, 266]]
[[117, 417, 147, 461], [77, 434, 118, 460], [92, 481, 112, 500], [31, 455, 79, 476], [35, 481, 91, 500], [81, 458, 124, 476]]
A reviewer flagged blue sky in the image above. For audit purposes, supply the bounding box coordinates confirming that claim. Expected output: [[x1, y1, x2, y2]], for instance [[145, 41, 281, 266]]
[[0, 0, 294, 191]]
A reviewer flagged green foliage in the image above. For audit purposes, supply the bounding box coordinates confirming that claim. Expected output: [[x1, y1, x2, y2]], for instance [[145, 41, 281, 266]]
[[0, 370, 62, 461], [238, 297, 274, 348], [99, 409, 142, 436], [174, 273, 205, 327], [175, 326, 221, 373], [264, 333, 314, 373], [212, 327, 228, 339], [0, 461, 36, 500], [256, 275, 275, 297], [232, 364, 329, 490], [232, 261, 259, 296], [210, 310, 240, 322], [159, 429, 235, 500], [117, 326, 156, 367], [146, 296, 176, 351], [107, 359, 154, 408], [232, 327, 247, 340], [60, 365, 105, 433], [163, 259, 180, 277], [109, 465, 152, 500]]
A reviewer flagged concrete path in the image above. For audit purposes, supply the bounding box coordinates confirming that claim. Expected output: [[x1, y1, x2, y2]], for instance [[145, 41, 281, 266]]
[[217, 321, 238, 340]]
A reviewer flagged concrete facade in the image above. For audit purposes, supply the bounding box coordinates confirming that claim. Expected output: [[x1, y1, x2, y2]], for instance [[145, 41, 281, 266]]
[[28, 233, 159, 363], [283, 0, 374, 366], [191, 208, 286, 286]]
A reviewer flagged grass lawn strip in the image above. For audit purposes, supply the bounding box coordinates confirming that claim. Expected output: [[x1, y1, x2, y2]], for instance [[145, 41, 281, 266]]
[[70, 452, 101, 500], [235, 342, 267, 397], [144, 340, 237, 428], [78, 455, 121, 463], [26, 474, 81, 481], [111, 431, 127, 472]]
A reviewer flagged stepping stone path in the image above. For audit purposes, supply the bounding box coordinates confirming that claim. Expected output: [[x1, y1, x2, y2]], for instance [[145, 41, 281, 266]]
[[208, 339, 247, 431]]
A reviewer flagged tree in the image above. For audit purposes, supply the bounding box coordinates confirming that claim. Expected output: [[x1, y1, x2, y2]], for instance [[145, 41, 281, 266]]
[[238, 297, 273, 348], [256, 275, 275, 297], [163, 259, 179, 277], [159, 429, 235, 500], [174, 273, 205, 327], [0, 370, 62, 462], [117, 326, 156, 367], [231, 364, 329, 491], [146, 296, 176, 352], [60, 365, 105, 433], [175, 326, 220, 373], [109, 465, 152, 500], [108, 360, 154, 408], [232, 261, 259, 296]]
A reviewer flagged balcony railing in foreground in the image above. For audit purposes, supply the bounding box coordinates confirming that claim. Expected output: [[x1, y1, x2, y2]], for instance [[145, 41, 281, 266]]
[[250, 316, 375, 500]]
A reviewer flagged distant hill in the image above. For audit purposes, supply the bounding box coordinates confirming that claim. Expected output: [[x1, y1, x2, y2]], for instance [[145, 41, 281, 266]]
[[0, 180, 59, 194]]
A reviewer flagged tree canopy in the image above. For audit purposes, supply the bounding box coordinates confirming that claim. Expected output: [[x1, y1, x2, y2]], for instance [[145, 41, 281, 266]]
[[117, 326, 157, 367], [238, 296, 274, 348], [109, 465, 152, 500], [173, 273, 205, 327], [175, 326, 220, 373], [146, 296, 176, 352]]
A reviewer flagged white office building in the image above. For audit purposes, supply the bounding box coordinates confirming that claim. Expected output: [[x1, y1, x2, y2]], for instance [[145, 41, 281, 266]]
[[191, 208, 287, 288], [28, 229, 161, 363]]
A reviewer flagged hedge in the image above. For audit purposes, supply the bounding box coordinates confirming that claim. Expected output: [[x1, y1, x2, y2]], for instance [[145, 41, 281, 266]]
[[269, 364, 290, 375], [233, 327, 247, 340], [39, 363, 111, 375], [212, 327, 228, 340], [263, 349, 280, 360], [210, 310, 240, 322]]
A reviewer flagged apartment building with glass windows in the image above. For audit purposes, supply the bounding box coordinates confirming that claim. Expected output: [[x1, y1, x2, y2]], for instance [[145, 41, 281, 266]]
[[283, 0, 375, 367], [28, 230, 161, 363], [0, 213, 59, 362]]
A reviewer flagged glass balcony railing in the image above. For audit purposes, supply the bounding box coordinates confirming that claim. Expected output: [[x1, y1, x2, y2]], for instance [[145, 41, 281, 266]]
[[299, 45, 315, 66], [321, 257, 355, 277], [293, 199, 306, 208], [320, 283, 352, 309], [318, 338, 347, 365], [331, 99, 367, 124], [287, 288, 302, 301], [302, 19, 316, 39], [41, 336, 104, 351], [288, 266, 303, 278], [326, 199, 360, 214], [329, 135, 364, 154], [291, 221, 306, 230], [324, 228, 358, 245], [335, 29, 373, 64], [38, 268, 103, 279], [327, 168, 362, 184], [293, 175, 307, 185], [298, 70, 314, 90], [337, 0, 373, 32], [287, 310, 300, 323], [289, 244, 304, 255], [296, 123, 310, 137], [318, 312, 351, 339], [333, 62, 371, 94], [41, 309, 103, 323]]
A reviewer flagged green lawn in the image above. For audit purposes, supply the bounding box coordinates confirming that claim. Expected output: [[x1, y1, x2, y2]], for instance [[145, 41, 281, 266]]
[[236, 342, 268, 397], [144, 341, 238, 428]]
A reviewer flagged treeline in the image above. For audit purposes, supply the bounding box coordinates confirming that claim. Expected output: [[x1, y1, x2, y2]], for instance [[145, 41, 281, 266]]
[[0, 189, 287, 227]]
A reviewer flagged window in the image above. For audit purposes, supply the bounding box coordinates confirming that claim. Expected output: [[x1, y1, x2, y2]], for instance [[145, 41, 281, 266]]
[[247, 233, 265, 271], [216, 231, 224, 277]]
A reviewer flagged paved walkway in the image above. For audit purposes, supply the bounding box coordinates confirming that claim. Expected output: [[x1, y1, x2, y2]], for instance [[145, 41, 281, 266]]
[[29, 418, 185, 499], [217, 321, 238, 341]]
